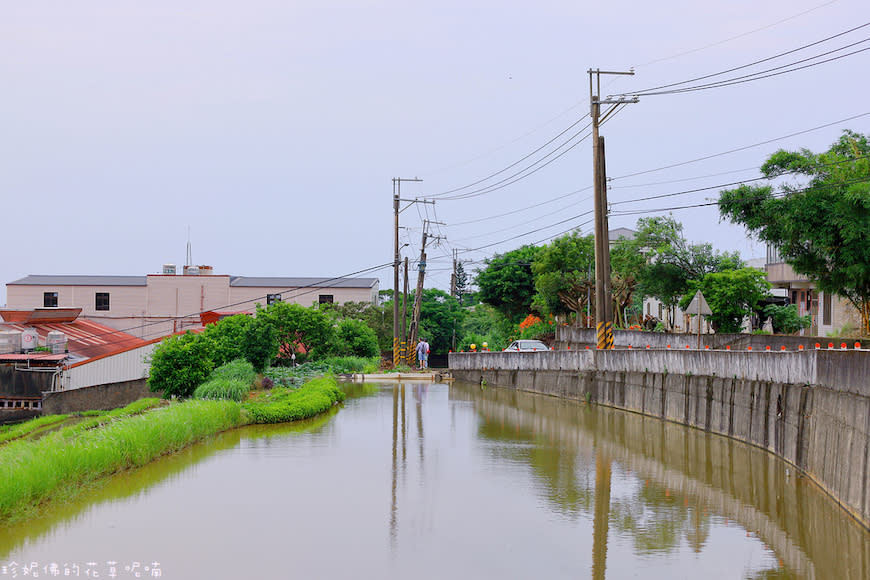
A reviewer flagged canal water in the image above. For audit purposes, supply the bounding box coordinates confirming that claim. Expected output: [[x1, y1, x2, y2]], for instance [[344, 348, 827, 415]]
[[1, 382, 867, 579]]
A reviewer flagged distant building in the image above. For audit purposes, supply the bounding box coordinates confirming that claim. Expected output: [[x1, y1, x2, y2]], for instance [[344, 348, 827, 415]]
[[6, 265, 379, 340]]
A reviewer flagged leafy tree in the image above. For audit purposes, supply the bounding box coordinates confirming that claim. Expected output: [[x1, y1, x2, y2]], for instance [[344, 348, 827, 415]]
[[631, 216, 742, 327], [418, 288, 466, 354], [148, 332, 214, 398], [719, 130, 870, 334], [199, 314, 277, 371], [330, 318, 380, 358], [762, 304, 811, 334], [531, 231, 595, 324], [241, 316, 279, 371], [459, 303, 513, 351], [476, 245, 543, 323], [256, 302, 334, 361], [681, 268, 770, 333]]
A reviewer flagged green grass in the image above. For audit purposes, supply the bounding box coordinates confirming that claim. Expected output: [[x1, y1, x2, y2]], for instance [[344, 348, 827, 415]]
[[0, 400, 244, 523], [265, 356, 378, 387], [0, 415, 70, 445], [242, 375, 345, 424], [193, 359, 256, 402], [0, 377, 344, 524]]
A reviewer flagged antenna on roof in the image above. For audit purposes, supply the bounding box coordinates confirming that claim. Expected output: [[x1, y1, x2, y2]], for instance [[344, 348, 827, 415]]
[[186, 227, 193, 267]]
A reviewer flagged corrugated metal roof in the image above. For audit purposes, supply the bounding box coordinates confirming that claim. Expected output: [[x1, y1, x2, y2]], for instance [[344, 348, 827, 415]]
[[0, 319, 146, 360], [8, 275, 146, 286], [230, 276, 379, 289]]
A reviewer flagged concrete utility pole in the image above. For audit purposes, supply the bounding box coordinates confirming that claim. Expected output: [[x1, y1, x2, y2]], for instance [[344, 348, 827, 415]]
[[589, 68, 638, 350], [392, 178, 428, 367], [408, 221, 445, 356]]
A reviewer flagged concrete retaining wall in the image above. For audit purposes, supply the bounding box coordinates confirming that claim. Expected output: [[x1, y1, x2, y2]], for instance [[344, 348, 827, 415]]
[[42, 379, 158, 415], [449, 349, 870, 528]]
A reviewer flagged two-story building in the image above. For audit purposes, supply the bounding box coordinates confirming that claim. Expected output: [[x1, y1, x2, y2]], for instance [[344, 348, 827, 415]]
[[6, 265, 379, 340]]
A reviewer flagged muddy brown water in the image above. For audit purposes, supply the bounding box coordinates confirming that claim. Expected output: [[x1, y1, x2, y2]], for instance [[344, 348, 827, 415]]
[[1, 382, 867, 579]]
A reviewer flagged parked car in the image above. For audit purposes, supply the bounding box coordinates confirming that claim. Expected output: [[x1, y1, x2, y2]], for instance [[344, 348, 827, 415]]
[[503, 340, 551, 352]]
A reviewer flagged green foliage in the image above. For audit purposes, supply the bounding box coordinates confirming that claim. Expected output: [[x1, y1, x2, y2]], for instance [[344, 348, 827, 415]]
[[476, 245, 543, 323], [199, 313, 278, 372], [0, 415, 69, 445], [264, 357, 377, 386], [531, 231, 595, 320], [331, 318, 380, 358], [418, 288, 466, 354], [0, 399, 243, 523], [719, 130, 870, 333], [242, 376, 345, 424], [148, 332, 214, 399], [682, 268, 770, 333], [193, 359, 256, 402], [60, 398, 164, 438], [256, 301, 334, 361], [459, 303, 513, 351], [762, 304, 812, 334]]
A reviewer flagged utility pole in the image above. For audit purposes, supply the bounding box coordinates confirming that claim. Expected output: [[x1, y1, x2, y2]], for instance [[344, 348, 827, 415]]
[[402, 256, 409, 359], [408, 220, 445, 352], [392, 177, 428, 368], [589, 68, 638, 350]]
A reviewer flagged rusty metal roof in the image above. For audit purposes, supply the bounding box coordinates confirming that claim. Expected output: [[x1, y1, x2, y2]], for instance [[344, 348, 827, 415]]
[[0, 319, 145, 360]]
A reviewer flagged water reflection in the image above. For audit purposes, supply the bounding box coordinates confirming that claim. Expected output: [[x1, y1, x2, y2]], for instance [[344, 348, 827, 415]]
[[0, 381, 866, 579], [455, 382, 869, 579]]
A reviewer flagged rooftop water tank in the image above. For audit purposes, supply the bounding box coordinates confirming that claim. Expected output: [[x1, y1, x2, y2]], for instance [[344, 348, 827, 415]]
[[20, 328, 39, 352], [184, 265, 200, 276], [46, 331, 67, 354], [163, 264, 177, 275], [0, 331, 21, 354]]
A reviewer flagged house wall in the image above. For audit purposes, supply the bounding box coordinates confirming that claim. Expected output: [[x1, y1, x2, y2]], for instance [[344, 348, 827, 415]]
[[228, 285, 377, 310], [61, 342, 158, 391]]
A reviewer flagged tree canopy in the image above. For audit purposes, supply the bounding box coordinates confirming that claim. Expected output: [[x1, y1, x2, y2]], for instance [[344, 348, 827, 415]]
[[718, 130, 870, 333], [475, 245, 542, 323]]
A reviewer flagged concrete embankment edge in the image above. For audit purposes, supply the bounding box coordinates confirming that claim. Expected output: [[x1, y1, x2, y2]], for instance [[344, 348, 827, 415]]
[[449, 349, 870, 529]]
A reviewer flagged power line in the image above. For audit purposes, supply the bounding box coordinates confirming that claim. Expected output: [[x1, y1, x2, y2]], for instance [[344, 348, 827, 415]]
[[610, 111, 870, 181], [623, 21, 870, 95]]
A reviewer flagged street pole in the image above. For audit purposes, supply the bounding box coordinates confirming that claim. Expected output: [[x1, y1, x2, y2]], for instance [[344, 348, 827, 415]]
[[589, 68, 638, 350], [391, 177, 426, 367]]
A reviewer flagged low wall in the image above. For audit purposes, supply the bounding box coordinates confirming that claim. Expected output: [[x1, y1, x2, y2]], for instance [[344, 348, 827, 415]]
[[42, 379, 159, 415], [556, 326, 861, 351], [449, 349, 870, 528]]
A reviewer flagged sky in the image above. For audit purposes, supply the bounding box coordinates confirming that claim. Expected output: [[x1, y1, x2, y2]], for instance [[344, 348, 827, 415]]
[[2, 0, 868, 305]]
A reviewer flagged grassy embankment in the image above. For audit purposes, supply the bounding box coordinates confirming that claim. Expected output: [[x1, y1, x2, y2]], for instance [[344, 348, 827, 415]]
[[0, 375, 344, 523]]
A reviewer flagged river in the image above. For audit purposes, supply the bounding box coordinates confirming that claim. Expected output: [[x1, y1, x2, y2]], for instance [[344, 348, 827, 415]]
[[1, 381, 867, 579]]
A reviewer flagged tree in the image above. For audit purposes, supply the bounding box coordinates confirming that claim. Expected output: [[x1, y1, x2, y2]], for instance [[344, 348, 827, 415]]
[[148, 332, 214, 398], [681, 268, 770, 333], [200, 313, 277, 371], [476, 245, 543, 323], [330, 318, 380, 358], [255, 302, 334, 361], [531, 231, 595, 325], [418, 288, 466, 354], [454, 261, 469, 305], [719, 130, 870, 334], [631, 216, 742, 328]]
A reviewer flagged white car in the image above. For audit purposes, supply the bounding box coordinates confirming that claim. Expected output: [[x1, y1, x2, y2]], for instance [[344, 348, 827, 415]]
[[503, 340, 551, 352]]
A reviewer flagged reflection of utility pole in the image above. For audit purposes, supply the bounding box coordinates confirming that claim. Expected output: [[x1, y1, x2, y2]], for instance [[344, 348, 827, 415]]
[[591, 451, 612, 580], [392, 178, 428, 367], [589, 68, 637, 350], [402, 257, 409, 358]]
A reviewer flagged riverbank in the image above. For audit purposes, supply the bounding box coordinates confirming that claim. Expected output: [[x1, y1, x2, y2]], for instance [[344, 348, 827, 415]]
[[0, 376, 344, 523], [450, 349, 870, 529]]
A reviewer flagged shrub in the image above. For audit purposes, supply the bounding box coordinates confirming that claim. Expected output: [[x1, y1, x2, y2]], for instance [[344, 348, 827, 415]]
[[242, 376, 345, 424], [193, 359, 256, 402], [331, 319, 379, 358], [762, 304, 812, 334], [148, 332, 214, 399]]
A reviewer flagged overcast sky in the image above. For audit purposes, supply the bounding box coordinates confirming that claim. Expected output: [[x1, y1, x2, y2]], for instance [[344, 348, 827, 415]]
[[3, 0, 868, 305]]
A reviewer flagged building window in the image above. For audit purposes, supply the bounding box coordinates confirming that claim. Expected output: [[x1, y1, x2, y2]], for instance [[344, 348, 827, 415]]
[[95, 292, 110, 311], [267, 293, 282, 306], [318, 294, 334, 304], [44, 292, 58, 307]]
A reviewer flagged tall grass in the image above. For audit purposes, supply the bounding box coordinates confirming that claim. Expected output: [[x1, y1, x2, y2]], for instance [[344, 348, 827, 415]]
[[0, 415, 70, 445], [242, 376, 345, 424], [59, 398, 164, 438], [0, 400, 243, 523], [193, 359, 256, 402]]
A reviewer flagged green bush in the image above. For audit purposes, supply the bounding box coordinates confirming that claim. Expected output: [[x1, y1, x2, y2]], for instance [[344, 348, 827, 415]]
[[148, 332, 214, 399], [331, 319, 379, 358], [193, 359, 256, 402], [243, 376, 345, 424], [762, 304, 812, 334]]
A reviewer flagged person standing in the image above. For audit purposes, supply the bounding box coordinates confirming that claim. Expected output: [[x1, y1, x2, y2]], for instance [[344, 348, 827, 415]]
[[416, 337, 430, 370]]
